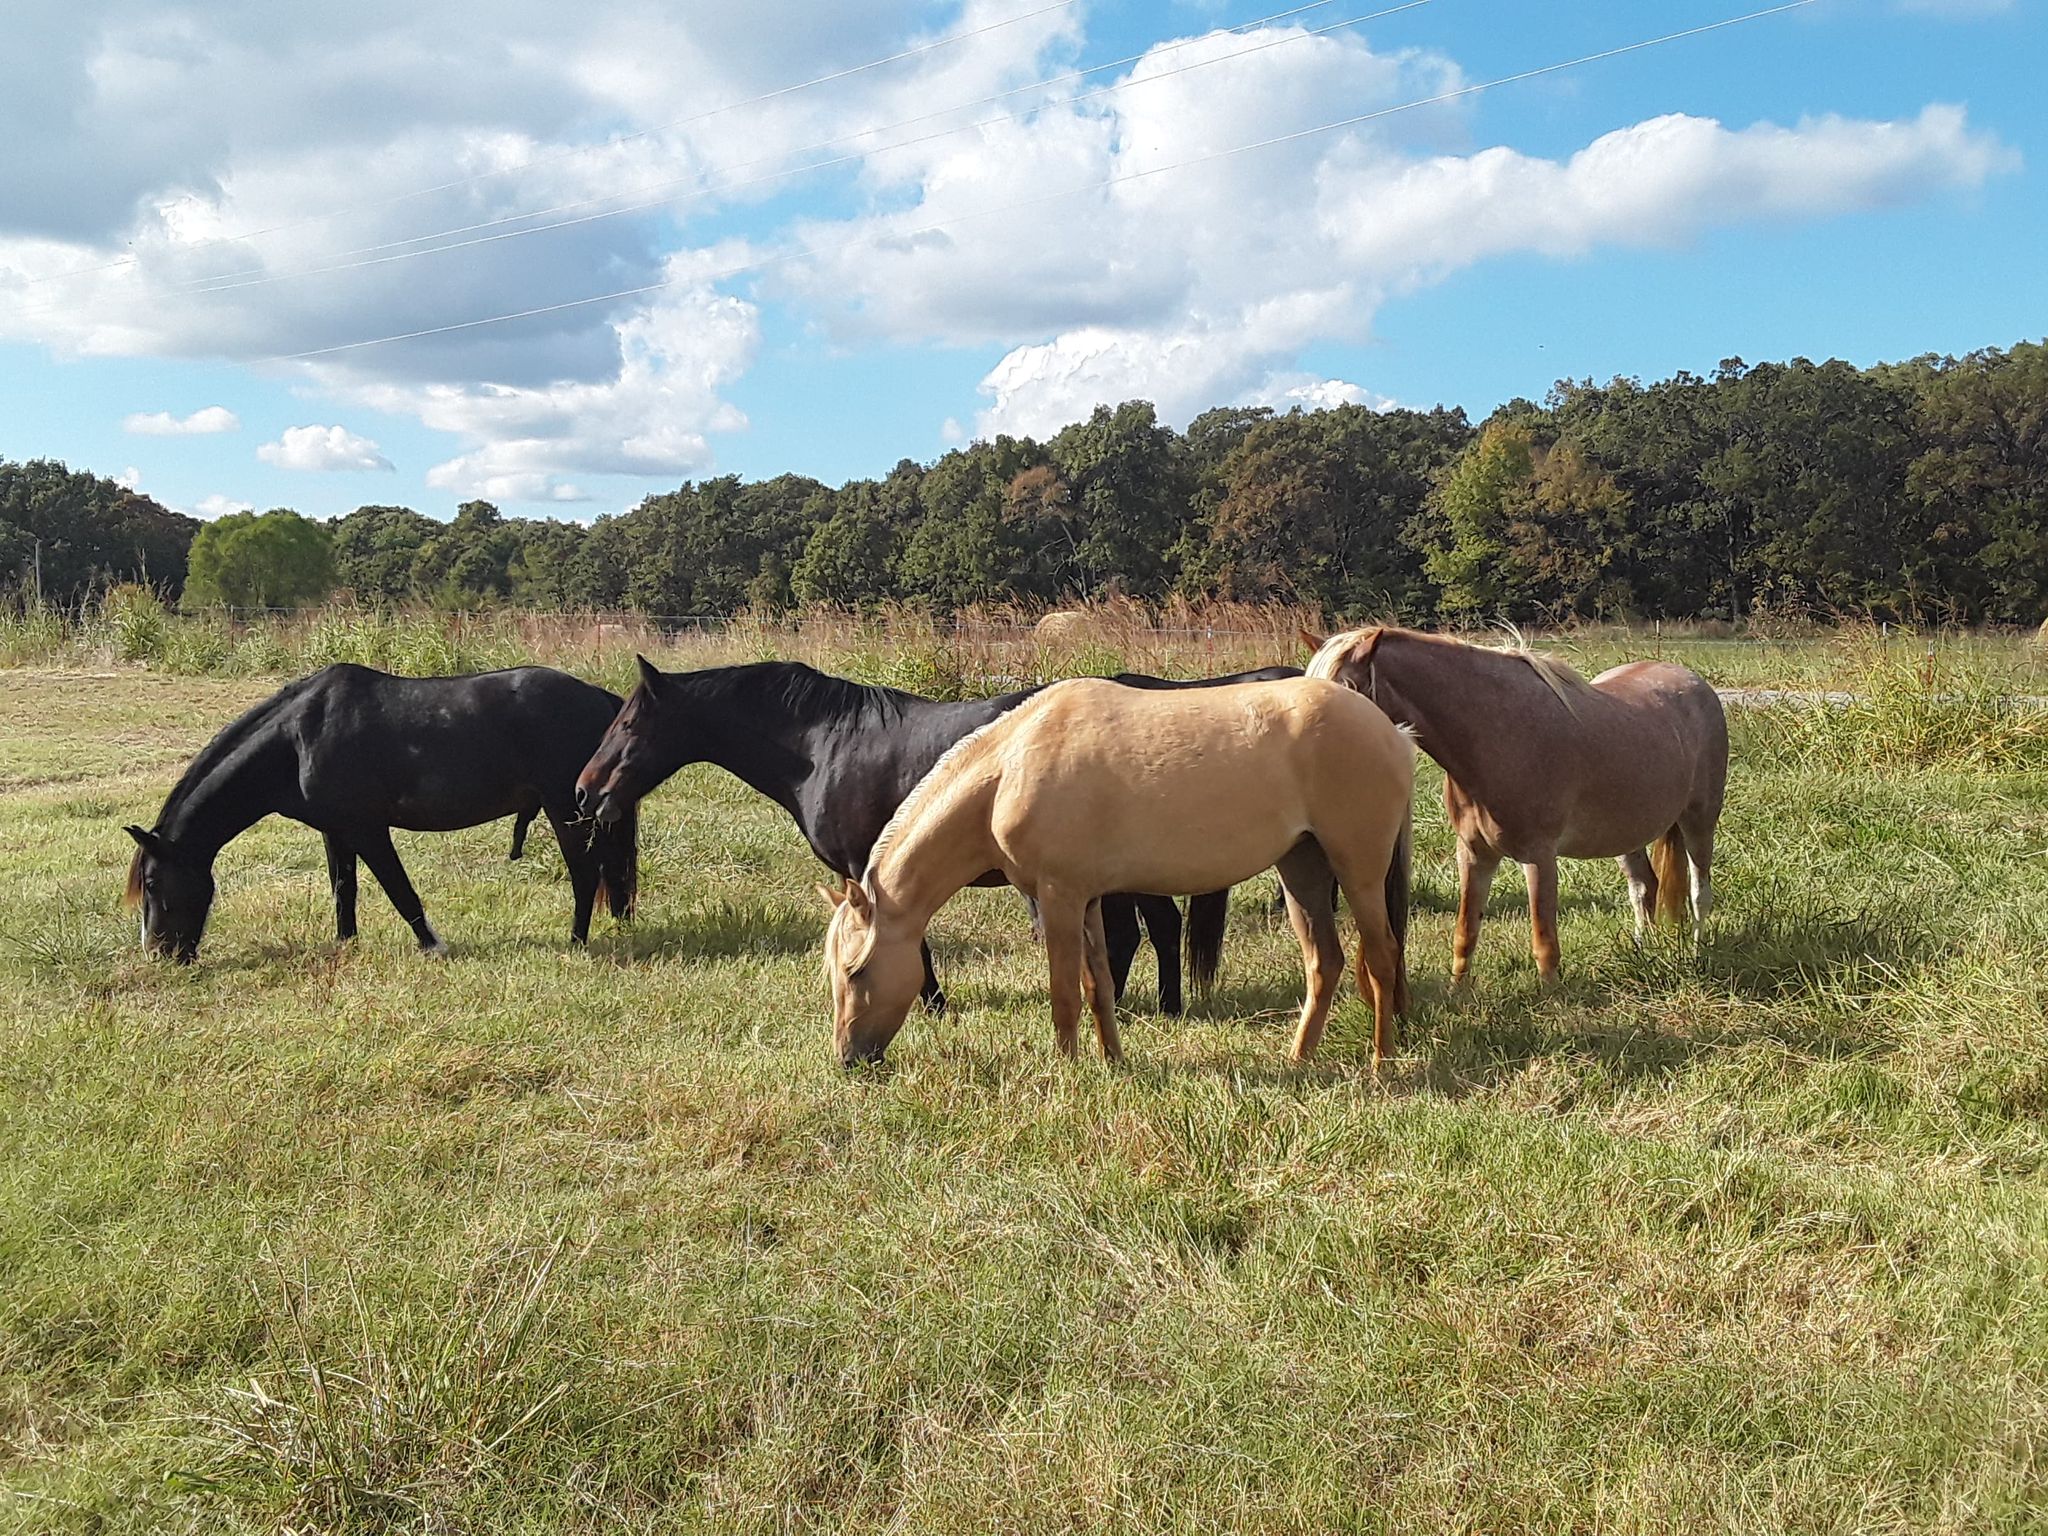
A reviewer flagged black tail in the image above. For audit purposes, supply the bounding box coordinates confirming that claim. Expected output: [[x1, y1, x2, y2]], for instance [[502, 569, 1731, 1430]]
[[594, 805, 638, 919], [1185, 889, 1229, 997], [1384, 805, 1412, 1015]]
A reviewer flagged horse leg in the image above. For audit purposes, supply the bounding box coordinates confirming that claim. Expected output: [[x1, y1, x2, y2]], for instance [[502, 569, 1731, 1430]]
[[919, 940, 947, 1015], [324, 833, 359, 942], [1522, 852, 1561, 981], [1276, 842, 1345, 1064], [508, 806, 536, 861], [1617, 848, 1657, 942], [1330, 856, 1403, 1067], [1679, 811, 1717, 946], [352, 827, 446, 955], [1135, 894, 1183, 1016], [1036, 890, 1089, 1059], [543, 802, 598, 945], [1452, 839, 1501, 987], [1100, 894, 1143, 1006], [1082, 900, 1126, 1065]]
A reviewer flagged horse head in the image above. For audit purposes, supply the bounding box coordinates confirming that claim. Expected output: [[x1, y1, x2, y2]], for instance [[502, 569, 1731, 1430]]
[[820, 880, 922, 1068], [576, 655, 668, 824], [123, 825, 215, 963]]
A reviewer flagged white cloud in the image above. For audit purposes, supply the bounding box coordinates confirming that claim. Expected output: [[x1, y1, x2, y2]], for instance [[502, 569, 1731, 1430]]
[[779, 19, 2013, 438], [114, 465, 142, 489], [122, 405, 239, 435], [938, 416, 966, 445], [193, 494, 254, 520], [257, 424, 394, 472], [0, 2, 1065, 491], [1246, 374, 1393, 413], [0, 4, 2021, 479]]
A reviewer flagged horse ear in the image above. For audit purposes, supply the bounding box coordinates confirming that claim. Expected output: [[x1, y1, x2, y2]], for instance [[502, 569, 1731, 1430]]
[[635, 654, 663, 698], [124, 824, 159, 854], [844, 879, 872, 918], [1297, 628, 1327, 653], [817, 883, 845, 909]]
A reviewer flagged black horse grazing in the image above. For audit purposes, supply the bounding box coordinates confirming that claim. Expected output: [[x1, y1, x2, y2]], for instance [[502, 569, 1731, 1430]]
[[122, 664, 637, 962], [573, 657, 1299, 1014]]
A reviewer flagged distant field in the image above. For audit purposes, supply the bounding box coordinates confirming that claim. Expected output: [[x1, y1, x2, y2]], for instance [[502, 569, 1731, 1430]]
[[2, 653, 2046, 1533]]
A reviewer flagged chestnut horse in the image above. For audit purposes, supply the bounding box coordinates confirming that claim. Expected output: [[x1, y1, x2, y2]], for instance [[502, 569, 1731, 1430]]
[[1304, 627, 1726, 982], [823, 677, 1414, 1069]]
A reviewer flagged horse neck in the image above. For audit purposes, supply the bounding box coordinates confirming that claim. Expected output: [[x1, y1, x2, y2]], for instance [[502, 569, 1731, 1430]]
[[156, 727, 292, 861], [658, 671, 815, 815], [867, 760, 1002, 937], [1377, 635, 1558, 792]]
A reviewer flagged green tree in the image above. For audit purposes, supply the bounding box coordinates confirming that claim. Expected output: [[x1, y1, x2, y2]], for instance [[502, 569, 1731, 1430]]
[[0, 459, 198, 603], [1419, 419, 1535, 620], [1896, 343, 2048, 621], [1198, 405, 1468, 615], [1042, 401, 1190, 597], [330, 504, 438, 604], [183, 509, 335, 609], [793, 487, 898, 608], [897, 438, 1039, 609]]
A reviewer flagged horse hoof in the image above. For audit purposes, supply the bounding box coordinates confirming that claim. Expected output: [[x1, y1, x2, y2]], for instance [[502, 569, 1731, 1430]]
[[422, 939, 450, 958]]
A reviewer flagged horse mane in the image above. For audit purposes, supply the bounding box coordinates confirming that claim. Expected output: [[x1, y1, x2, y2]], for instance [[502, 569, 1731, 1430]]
[[1482, 624, 1592, 713], [1304, 628, 1374, 681], [862, 707, 1014, 886], [123, 845, 146, 907], [143, 679, 307, 846], [1307, 624, 1588, 714], [728, 661, 918, 729]]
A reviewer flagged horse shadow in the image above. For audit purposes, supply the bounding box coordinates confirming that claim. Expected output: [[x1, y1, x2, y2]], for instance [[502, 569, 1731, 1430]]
[[1147, 894, 1925, 1093], [602, 901, 820, 965]]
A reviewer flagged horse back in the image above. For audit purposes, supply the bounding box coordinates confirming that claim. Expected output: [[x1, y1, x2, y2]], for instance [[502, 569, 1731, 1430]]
[[290, 664, 622, 829], [985, 678, 1410, 889]]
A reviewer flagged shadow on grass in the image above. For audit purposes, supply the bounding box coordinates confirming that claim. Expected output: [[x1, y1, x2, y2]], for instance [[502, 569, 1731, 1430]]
[[1099, 893, 1933, 1093], [603, 899, 819, 965]]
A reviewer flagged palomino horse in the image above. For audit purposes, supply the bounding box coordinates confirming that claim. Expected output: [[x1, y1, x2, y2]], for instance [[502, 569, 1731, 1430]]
[[1304, 627, 1726, 981], [124, 664, 636, 961], [822, 677, 1415, 1068]]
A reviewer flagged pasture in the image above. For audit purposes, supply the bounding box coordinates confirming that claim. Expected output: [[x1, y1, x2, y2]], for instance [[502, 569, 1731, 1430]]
[[3, 625, 2047, 1533]]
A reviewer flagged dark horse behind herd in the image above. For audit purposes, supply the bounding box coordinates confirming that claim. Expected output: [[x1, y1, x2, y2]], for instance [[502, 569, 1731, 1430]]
[[574, 657, 1302, 1014], [123, 664, 637, 962]]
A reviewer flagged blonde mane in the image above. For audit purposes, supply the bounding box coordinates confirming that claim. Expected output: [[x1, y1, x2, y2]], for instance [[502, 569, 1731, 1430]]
[[1304, 629, 1367, 681], [863, 708, 1015, 886], [1482, 624, 1591, 713]]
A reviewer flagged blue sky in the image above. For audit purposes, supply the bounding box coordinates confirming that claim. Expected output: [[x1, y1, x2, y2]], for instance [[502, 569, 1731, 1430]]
[[0, 0, 2036, 524]]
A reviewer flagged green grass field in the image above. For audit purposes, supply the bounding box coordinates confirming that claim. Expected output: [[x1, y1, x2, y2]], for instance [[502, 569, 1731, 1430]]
[[3, 652, 2046, 1533]]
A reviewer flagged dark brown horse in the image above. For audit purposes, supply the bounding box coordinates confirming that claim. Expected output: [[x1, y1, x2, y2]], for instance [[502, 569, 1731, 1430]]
[[1305, 627, 1726, 981]]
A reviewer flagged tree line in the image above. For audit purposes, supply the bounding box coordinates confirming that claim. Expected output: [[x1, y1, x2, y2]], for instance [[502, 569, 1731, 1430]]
[[6, 341, 2043, 624]]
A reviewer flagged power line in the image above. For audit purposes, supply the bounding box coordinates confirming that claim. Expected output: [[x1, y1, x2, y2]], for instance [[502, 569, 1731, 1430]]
[[20, 0, 1086, 288], [178, 1, 1432, 299], [170, 0, 1367, 295], [270, 0, 1820, 365]]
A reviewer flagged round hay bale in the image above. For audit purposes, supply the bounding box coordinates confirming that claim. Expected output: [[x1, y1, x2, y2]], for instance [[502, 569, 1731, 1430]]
[[1034, 610, 1092, 646]]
